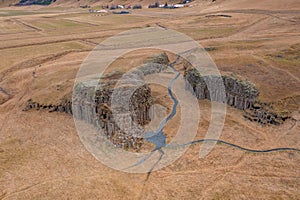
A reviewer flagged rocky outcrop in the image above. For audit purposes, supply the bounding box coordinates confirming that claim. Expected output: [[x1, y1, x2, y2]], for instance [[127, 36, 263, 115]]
[[73, 53, 169, 149], [72, 72, 152, 149], [23, 98, 72, 114], [144, 52, 170, 65], [184, 67, 289, 125], [23, 53, 169, 149], [185, 68, 259, 110], [244, 101, 290, 125]]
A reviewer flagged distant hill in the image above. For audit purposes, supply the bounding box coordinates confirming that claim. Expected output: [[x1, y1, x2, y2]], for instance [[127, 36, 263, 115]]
[[15, 0, 53, 6], [1, 0, 299, 10], [0, 0, 53, 6]]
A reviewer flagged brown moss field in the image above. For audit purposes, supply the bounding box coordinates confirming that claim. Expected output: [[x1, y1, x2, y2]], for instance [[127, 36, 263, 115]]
[[0, 0, 299, 199]]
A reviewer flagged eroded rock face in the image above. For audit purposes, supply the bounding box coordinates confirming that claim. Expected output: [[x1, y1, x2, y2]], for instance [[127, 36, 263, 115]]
[[184, 68, 290, 125], [23, 53, 169, 149], [73, 54, 169, 149], [72, 72, 152, 149], [185, 68, 259, 110]]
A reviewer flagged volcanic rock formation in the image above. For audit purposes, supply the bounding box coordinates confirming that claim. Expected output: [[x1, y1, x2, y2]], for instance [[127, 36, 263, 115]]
[[72, 53, 169, 149], [184, 67, 290, 125], [23, 53, 169, 148], [244, 101, 290, 125], [23, 98, 72, 114], [185, 68, 259, 110]]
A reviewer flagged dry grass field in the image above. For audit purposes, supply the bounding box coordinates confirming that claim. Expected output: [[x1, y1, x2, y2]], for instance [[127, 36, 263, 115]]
[[0, 0, 299, 199]]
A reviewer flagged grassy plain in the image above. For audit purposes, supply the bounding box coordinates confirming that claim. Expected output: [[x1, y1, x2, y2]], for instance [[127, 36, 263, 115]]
[[0, 0, 299, 199]]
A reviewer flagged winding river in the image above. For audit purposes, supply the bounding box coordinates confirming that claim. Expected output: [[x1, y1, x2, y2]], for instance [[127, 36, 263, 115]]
[[131, 55, 300, 172]]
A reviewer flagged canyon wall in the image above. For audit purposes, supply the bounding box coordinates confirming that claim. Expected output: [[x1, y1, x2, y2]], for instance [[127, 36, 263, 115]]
[[185, 68, 259, 110], [72, 54, 169, 149], [72, 71, 152, 149], [184, 68, 289, 125]]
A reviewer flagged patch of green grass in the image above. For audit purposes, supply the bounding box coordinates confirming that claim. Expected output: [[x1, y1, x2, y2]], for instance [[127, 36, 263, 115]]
[[102, 14, 152, 24], [0, 9, 47, 16], [228, 40, 265, 50], [91, 5, 103, 10], [38, 6, 65, 11], [30, 19, 82, 30], [0, 41, 88, 73], [177, 27, 238, 40]]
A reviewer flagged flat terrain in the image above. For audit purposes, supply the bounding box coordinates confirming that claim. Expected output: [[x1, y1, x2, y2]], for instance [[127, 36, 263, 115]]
[[0, 0, 299, 199]]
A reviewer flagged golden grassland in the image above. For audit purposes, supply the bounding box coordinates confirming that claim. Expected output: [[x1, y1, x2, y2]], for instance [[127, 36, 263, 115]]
[[0, 1, 299, 199]]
